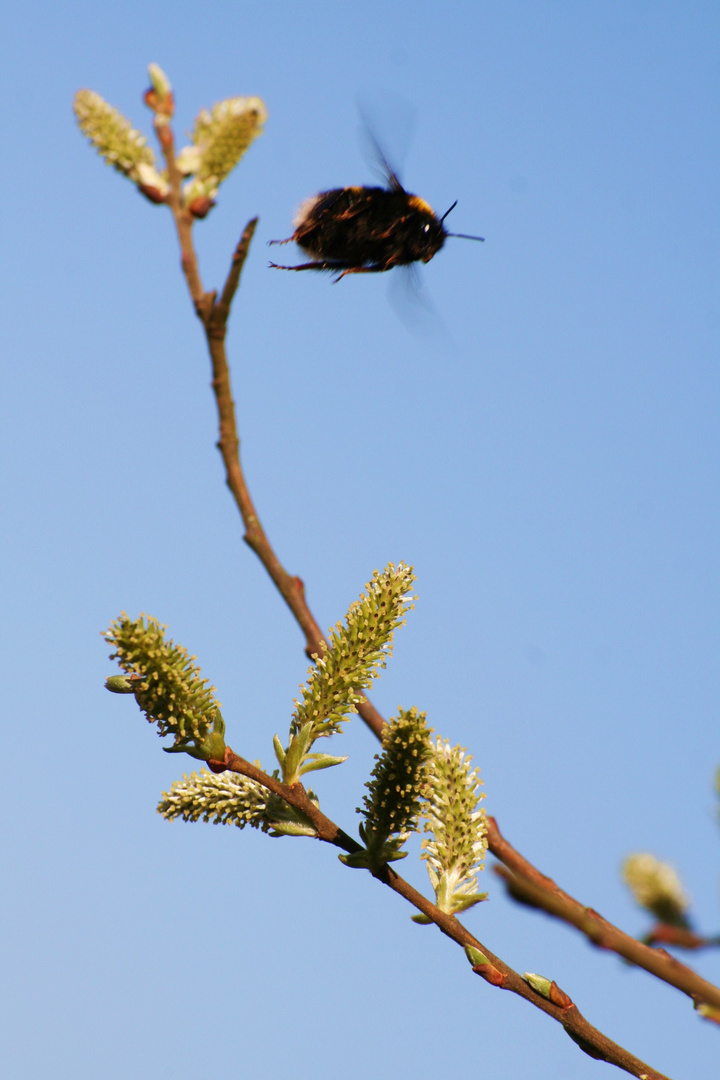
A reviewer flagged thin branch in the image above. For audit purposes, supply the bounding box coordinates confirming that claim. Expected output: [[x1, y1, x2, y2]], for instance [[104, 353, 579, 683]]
[[488, 816, 720, 1011], [208, 749, 671, 1080], [153, 114, 208, 315], [155, 113, 385, 738]]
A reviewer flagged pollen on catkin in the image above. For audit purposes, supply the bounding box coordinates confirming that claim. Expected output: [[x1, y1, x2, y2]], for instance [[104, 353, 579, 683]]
[[158, 769, 268, 830], [362, 707, 433, 842], [291, 562, 416, 742], [190, 97, 267, 186], [622, 853, 691, 927], [74, 90, 156, 180], [104, 613, 220, 743], [416, 738, 487, 918]]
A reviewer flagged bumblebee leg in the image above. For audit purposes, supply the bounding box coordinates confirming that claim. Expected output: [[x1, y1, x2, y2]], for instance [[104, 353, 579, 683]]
[[333, 264, 389, 282], [269, 260, 347, 272], [267, 237, 294, 246]]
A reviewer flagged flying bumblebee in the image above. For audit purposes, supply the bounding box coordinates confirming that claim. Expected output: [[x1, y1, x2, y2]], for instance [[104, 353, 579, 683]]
[[269, 157, 484, 282]]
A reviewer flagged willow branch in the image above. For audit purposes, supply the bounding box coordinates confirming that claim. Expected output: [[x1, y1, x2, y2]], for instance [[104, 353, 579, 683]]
[[206, 749, 671, 1080], [488, 816, 720, 1011], [153, 111, 673, 1074]]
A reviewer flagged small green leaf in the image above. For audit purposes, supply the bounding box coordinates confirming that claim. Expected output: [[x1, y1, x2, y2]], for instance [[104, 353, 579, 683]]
[[451, 893, 488, 914], [338, 850, 372, 869], [273, 734, 286, 768], [299, 753, 348, 775], [268, 820, 319, 838], [282, 732, 303, 784]]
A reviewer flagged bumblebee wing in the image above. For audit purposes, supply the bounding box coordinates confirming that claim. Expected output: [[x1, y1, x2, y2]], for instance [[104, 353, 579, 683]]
[[369, 134, 405, 192], [388, 265, 452, 346], [358, 111, 407, 193]]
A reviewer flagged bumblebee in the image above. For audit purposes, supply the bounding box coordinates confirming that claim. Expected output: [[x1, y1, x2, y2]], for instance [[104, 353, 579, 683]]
[[269, 166, 483, 282]]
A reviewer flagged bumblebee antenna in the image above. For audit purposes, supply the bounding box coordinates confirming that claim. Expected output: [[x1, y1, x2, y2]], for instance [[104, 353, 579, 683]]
[[440, 200, 458, 223], [447, 232, 485, 242], [440, 200, 484, 241]]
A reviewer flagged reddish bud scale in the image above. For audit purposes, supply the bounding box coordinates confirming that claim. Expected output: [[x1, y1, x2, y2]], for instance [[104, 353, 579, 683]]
[[188, 196, 215, 219], [548, 981, 573, 1009], [648, 923, 705, 949], [472, 963, 506, 987], [138, 184, 167, 205], [208, 746, 233, 773], [144, 89, 175, 118]]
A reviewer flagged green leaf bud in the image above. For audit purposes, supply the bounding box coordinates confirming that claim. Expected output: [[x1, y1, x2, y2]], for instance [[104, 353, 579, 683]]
[[105, 674, 144, 694], [524, 972, 554, 998], [148, 63, 172, 100], [464, 945, 490, 967]]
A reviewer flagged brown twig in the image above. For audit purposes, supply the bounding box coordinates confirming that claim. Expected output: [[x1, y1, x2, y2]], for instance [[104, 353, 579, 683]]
[[154, 113, 385, 741], [207, 748, 671, 1080], [488, 816, 720, 1012]]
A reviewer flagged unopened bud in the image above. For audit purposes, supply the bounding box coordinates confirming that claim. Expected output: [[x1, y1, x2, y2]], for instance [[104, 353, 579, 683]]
[[145, 64, 174, 117], [188, 195, 215, 219], [474, 963, 505, 986], [137, 184, 167, 205], [464, 945, 488, 967], [524, 972, 553, 998], [148, 63, 172, 99], [524, 972, 572, 1008], [105, 674, 145, 694], [695, 1001, 720, 1026]]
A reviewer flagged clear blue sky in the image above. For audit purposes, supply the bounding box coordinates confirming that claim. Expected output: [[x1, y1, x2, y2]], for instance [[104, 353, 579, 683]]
[[1, 3, 718, 1078]]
